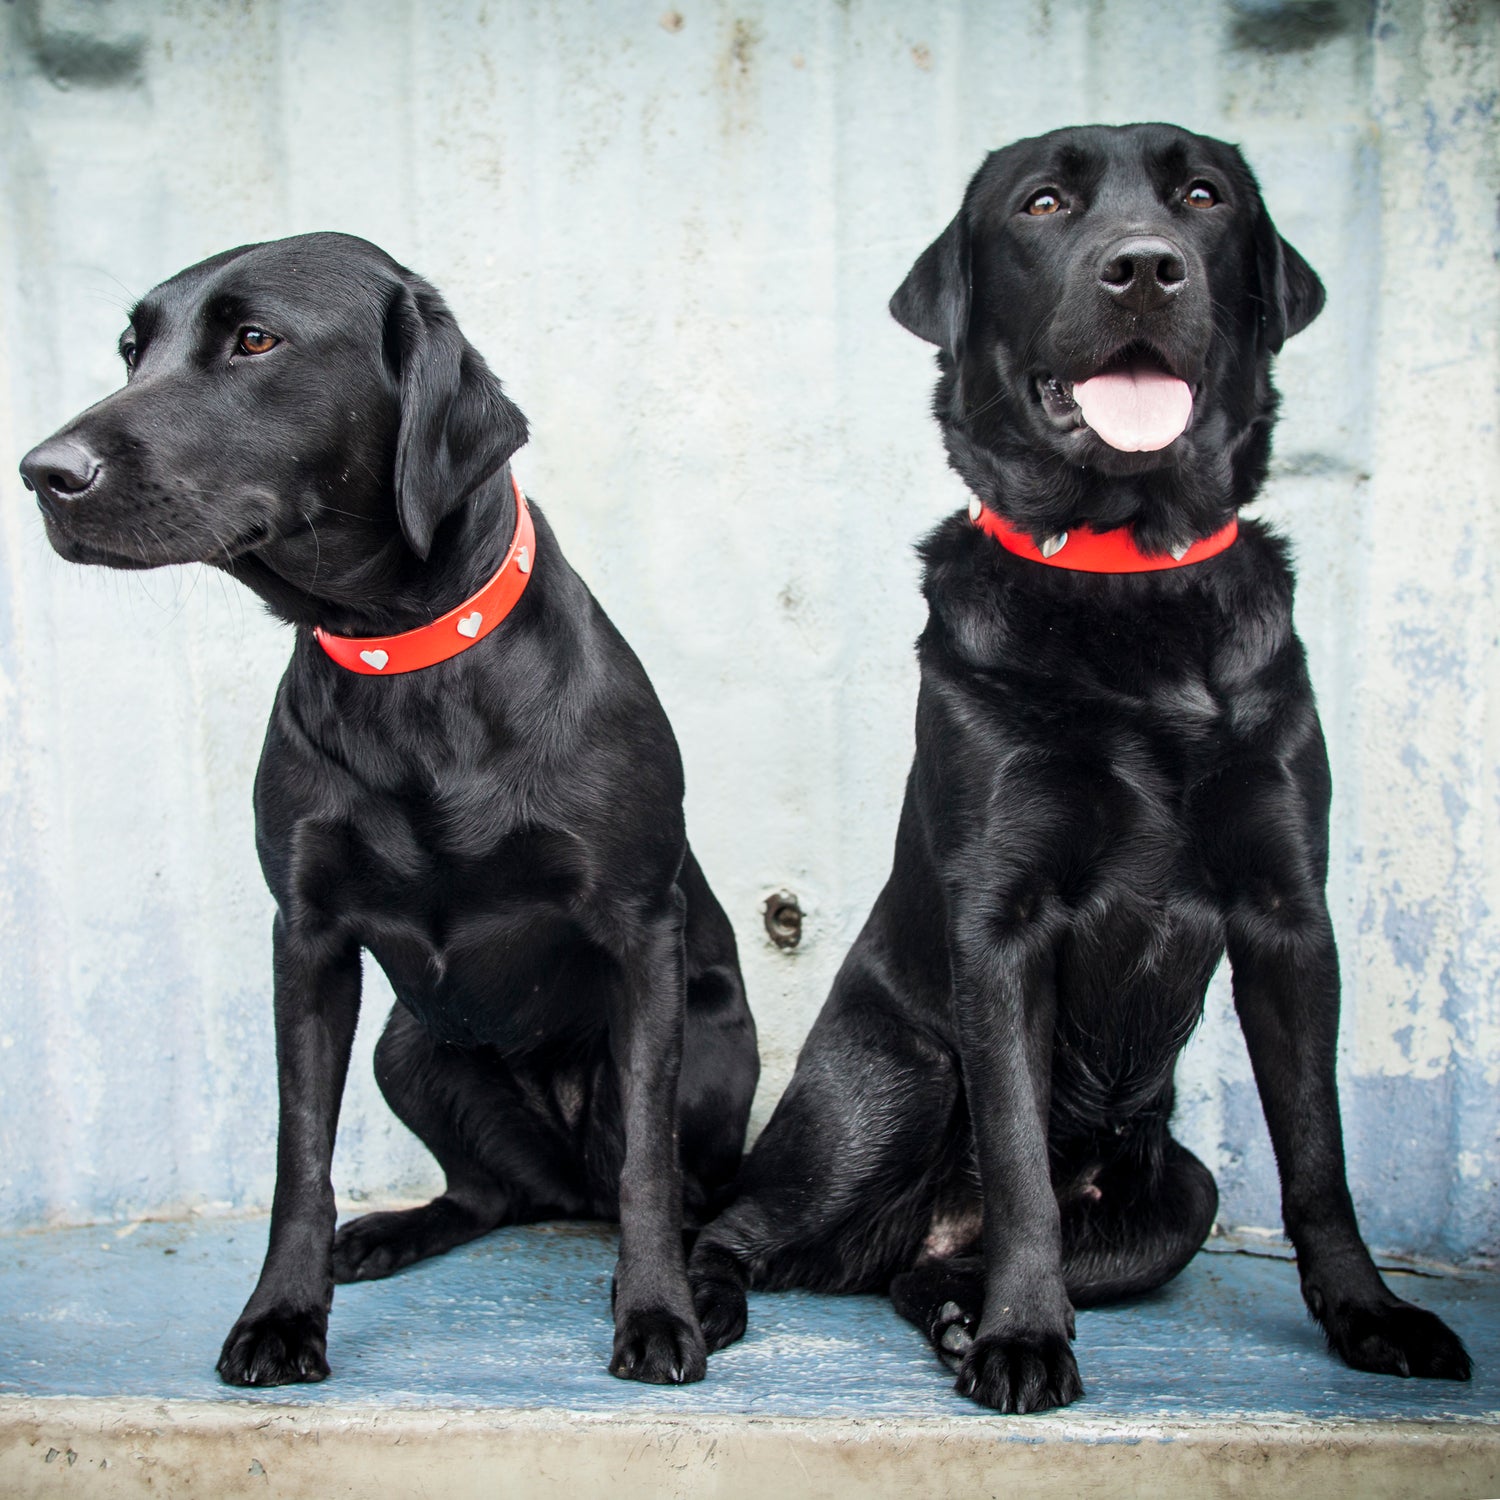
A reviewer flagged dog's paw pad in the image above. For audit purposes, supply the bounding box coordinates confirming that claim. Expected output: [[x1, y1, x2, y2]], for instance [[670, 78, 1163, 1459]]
[[1322, 1299, 1472, 1381], [934, 1298, 977, 1366], [955, 1332, 1082, 1414], [610, 1307, 708, 1385], [217, 1309, 329, 1387], [940, 1321, 974, 1355]]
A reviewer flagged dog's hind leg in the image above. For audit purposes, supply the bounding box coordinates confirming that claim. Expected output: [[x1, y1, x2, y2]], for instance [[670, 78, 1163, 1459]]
[[1059, 1132, 1218, 1308], [332, 1003, 586, 1284], [892, 1131, 1217, 1366], [675, 846, 759, 1224], [891, 1255, 986, 1368], [690, 984, 960, 1351]]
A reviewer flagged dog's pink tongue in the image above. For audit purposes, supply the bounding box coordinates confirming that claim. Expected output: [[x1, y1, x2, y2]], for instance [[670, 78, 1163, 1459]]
[[1073, 365, 1192, 452]]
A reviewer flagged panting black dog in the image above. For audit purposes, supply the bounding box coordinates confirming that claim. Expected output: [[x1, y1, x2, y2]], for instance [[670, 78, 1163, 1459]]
[[689, 123, 1472, 1412], [20, 232, 759, 1387]]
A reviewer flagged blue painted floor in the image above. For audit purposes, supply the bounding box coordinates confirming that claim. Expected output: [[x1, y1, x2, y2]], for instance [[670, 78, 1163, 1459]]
[[1, 1216, 1495, 1424]]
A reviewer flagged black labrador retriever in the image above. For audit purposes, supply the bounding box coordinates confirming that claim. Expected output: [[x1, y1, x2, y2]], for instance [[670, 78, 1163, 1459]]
[[19, 232, 759, 1387], [690, 124, 1471, 1412]]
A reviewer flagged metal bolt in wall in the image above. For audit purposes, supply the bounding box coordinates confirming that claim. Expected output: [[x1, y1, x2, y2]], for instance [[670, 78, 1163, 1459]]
[[763, 891, 802, 950]]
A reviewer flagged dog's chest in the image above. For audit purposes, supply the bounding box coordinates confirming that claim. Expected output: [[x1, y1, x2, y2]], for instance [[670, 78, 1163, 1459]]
[[1033, 661, 1261, 1125], [286, 803, 604, 1048], [1049, 896, 1222, 1128], [1060, 664, 1232, 929]]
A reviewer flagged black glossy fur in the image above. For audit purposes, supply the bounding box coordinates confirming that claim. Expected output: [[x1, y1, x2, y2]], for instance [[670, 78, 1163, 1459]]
[[20, 232, 759, 1388], [690, 124, 1471, 1412]]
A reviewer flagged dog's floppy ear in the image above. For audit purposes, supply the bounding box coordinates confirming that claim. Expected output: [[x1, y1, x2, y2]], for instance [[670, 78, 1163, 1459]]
[[890, 209, 973, 358], [385, 278, 528, 560], [1253, 207, 1325, 354]]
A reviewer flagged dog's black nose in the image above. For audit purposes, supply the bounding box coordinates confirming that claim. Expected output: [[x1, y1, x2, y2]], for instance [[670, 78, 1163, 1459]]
[[1098, 237, 1187, 315], [19, 438, 102, 517]]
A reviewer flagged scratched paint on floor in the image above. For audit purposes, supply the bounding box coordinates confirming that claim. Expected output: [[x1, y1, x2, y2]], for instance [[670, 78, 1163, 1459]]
[[0, 1217, 1495, 1425]]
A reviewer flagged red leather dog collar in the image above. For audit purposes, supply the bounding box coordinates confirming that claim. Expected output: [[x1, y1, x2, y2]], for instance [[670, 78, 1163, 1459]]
[[315, 475, 535, 674], [970, 498, 1238, 573]]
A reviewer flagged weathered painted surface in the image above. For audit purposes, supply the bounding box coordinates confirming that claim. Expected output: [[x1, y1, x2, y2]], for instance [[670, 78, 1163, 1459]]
[[2, 1217, 1497, 1422], [0, 1, 1496, 1265], [3, 1220, 1500, 1493], [3, 1405, 1497, 1500]]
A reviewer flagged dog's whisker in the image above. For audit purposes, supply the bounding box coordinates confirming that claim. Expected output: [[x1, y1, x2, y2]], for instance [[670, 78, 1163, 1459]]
[[299, 510, 323, 583]]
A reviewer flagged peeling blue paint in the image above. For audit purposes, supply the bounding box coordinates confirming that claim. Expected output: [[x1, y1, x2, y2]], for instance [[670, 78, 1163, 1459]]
[[1382, 886, 1438, 975], [1441, 779, 1468, 832], [1388, 618, 1464, 699]]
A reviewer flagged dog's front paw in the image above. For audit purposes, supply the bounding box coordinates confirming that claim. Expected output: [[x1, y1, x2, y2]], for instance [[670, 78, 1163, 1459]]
[[955, 1332, 1082, 1414], [217, 1308, 330, 1386], [1319, 1298, 1472, 1381], [609, 1307, 708, 1385]]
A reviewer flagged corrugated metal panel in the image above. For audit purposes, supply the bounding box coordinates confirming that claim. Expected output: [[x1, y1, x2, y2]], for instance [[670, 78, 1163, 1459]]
[[0, 0, 1495, 1263]]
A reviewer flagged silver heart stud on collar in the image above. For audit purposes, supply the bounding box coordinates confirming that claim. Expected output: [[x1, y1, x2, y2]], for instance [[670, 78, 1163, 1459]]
[[456, 611, 482, 638], [359, 649, 389, 670], [1040, 532, 1068, 558], [1170, 542, 1191, 561], [516, 545, 531, 575]]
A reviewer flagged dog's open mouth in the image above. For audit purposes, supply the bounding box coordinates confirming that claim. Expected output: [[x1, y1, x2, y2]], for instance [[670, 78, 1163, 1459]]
[[1037, 346, 1194, 453]]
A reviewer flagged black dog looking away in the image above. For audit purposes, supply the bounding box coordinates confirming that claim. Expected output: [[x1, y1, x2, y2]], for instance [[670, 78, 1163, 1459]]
[[20, 233, 759, 1387], [689, 123, 1472, 1413]]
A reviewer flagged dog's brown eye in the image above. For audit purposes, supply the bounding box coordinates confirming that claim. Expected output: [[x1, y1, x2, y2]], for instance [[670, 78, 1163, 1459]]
[[1025, 189, 1063, 216], [237, 328, 279, 355], [121, 342, 138, 370], [1184, 182, 1218, 209]]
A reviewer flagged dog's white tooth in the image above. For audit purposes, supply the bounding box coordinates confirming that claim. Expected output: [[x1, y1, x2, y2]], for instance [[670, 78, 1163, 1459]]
[[1170, 542, 1191, 561], [1040, 532, 1068, 558], [968, 497, 982, 522]]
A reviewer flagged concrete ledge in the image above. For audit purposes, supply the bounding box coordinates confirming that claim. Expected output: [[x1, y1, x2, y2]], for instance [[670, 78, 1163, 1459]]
[[2, 1218, 1496, 1498], [4, 1399, 1499, 1500]]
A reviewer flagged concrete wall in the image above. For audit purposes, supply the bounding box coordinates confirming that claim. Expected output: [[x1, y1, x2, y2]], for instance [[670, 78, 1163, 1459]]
[[0, 0, 1495, 1265]]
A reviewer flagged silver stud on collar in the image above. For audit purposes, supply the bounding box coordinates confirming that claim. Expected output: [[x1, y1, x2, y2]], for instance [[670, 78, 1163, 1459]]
[[1170, 542, 1191, 561], [968, 497, 982, 522], [1040, 532, 1068, 558]]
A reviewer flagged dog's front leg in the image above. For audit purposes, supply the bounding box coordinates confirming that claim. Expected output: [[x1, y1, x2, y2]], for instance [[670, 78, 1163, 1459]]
[[606, 889, 706, 1385], [949, 906, 1084, 1413], [1228, 904, 1471, 1380], [217, 916, 362, 1385]]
